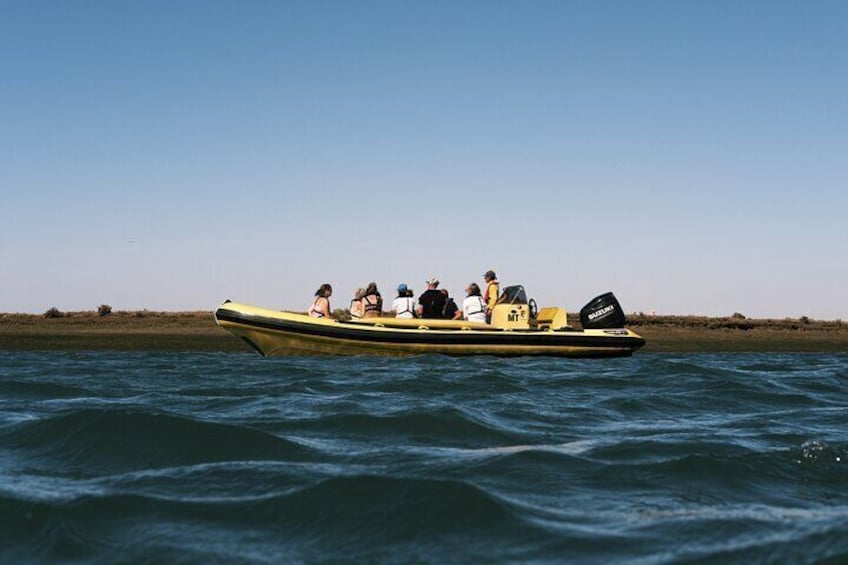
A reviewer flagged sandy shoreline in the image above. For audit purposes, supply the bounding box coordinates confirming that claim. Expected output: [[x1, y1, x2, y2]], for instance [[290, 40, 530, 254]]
[[1, 311, 846, 353]]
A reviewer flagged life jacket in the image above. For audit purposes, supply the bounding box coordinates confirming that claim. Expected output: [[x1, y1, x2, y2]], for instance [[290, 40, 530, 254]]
[[465, 296, 486, 317], [395, 297, 416, 317], [363, 294, 382, 316], [483, 280, 499, 308]]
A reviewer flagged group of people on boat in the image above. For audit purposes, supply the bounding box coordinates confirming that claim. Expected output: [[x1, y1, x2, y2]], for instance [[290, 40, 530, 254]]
[[308, 270, 501, 323]]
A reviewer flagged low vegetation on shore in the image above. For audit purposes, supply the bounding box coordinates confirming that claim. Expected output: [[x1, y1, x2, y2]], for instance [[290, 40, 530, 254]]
[[1, 309, 846, 353], [625, 313, 844, 332]]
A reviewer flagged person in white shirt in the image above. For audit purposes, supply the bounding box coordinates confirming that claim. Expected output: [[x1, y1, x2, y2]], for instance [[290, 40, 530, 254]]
[[392, 283, 416, 319], [462, 283, 487, 323]]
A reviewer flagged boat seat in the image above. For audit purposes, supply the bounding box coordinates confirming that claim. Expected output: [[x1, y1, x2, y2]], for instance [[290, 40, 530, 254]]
[[536, 307, 568, 330]]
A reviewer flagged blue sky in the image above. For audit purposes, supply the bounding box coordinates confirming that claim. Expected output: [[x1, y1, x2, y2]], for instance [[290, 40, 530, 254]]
[[2, 1, 846, 319]]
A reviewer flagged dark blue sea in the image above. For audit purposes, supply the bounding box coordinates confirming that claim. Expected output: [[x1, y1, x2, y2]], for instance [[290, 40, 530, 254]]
[[1, 352, 846, 563]]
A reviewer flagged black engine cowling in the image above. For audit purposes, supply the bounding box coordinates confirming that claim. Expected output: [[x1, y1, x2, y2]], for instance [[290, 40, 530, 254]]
[[579, 292, 626, 329]]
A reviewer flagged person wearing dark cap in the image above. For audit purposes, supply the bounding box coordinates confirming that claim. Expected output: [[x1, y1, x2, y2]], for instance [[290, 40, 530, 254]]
[[392, 283, 416, 319], [417, 276, 446, 319], [483, 270, 499, 323]]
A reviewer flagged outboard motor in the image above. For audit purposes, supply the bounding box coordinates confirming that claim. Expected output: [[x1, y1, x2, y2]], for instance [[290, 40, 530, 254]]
[[580, 292, 626, 329]]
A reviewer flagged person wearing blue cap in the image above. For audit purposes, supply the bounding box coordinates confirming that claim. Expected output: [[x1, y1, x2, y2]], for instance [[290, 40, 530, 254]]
[[393, 283, 416, 319]]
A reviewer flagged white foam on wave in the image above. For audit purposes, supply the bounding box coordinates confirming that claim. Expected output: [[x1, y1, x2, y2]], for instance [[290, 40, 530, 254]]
[[441, 439, 600, 458]]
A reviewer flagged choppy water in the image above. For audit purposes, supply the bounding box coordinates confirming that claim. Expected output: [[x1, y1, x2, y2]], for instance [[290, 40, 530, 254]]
[[1, 352, 846, 563]]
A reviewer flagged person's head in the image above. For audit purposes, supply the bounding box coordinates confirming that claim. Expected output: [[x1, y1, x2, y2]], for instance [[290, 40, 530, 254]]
[[397, 283, 408, 297], [316, 283, 333, 297], [426, 276, 439, 289], [439, 289, 449, 297], [405, 289, 414, 297], [354, 287, 366, 300], [466, 282, 481, 296], [484, 270, 496, 282], [366, 282, 378, 295]]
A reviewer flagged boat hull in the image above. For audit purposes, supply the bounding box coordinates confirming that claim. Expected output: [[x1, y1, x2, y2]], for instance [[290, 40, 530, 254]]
[[214, 302, 646, 358]]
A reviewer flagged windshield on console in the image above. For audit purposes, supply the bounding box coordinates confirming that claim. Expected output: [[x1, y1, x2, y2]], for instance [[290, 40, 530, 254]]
[[498, 285, 527, 305]]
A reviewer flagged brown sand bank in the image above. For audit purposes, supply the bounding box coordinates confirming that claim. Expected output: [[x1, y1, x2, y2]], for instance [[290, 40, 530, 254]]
[[0, 311, 244, 352], [0, 311, 846, 353], [626, 314, 847, 352]]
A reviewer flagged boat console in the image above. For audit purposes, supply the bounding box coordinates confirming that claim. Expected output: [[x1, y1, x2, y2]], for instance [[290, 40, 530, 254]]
[[491, 285, 532, 330]]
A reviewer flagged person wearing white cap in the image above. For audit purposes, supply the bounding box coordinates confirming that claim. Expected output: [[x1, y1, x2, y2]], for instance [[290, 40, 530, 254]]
[[392, 283, 416, 319], [417, 276, 446, 319]]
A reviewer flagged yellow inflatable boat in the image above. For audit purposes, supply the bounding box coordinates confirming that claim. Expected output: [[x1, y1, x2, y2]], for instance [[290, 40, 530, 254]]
[[214, 287, 646, 358]]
